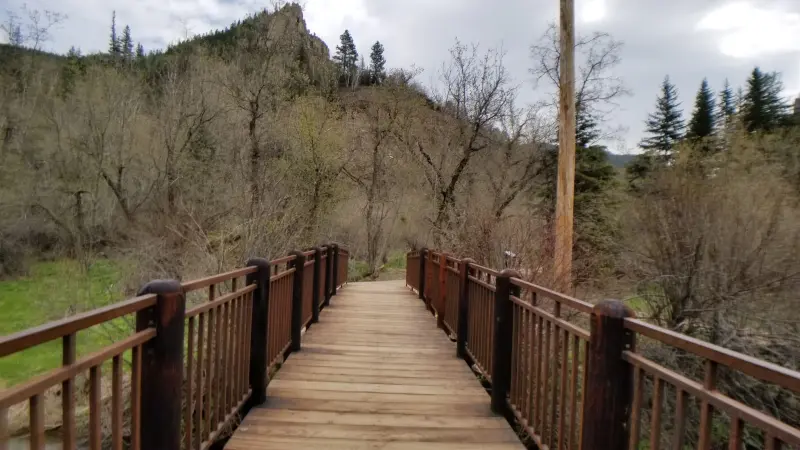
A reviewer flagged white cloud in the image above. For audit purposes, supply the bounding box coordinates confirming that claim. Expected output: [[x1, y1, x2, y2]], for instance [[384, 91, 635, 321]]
[[697, 1, 800, 58]]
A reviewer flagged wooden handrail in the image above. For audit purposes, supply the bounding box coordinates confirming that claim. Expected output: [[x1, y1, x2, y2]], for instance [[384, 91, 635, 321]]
[[408, 249, 800, 450], [0, 243, 350, 450]]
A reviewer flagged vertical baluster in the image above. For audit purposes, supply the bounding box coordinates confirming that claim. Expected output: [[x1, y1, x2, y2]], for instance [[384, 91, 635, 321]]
[[215, 303, 225, 429], [629, 367, 643, 450], [649, 376, 663, 449], [131, 345, 142, 450], [510, 303, 519, 406], [540, 318, 551, 437], [205, 308, 215, 438], [559, 328, 568, 449], [548, 322, 561, 448], [698, 360, 717, 450], [89, 365, 101, 450], [185, 316, 195, 450], [569, 334, 579, 450], [196, 314, 205, 449], [533, 314, 543, 431], [62, 334, 76, 450], [30, 394, 44, 450], [0, 407, 7, 450], [727, 414, 741, 450], [112, 355, 123, 450]]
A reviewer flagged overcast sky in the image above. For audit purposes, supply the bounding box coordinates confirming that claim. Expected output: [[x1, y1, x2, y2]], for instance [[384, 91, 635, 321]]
[[5, 0, 800, 153]]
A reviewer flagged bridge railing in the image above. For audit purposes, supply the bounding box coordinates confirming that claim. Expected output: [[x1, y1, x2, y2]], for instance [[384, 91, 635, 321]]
[[0, 244, 349, 450], [407, 249, 800, 450]]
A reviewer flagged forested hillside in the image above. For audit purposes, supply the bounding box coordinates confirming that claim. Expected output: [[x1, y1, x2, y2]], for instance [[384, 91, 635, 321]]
[[2, 2, 800, 441]]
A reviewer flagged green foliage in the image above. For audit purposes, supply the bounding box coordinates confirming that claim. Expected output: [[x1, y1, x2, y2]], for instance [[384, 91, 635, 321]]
[[0, 259, 127, 385], [369, 41, 386, 85], [742, 67, 791, 133], [639, 76, 685, 162], [716, 79, 736, 130], [576, 99, 601, 149], [334, 29, 358, 86], [121, 25, 133, 61], [686, 79, 716, 141], [109, 11, 120, 56]]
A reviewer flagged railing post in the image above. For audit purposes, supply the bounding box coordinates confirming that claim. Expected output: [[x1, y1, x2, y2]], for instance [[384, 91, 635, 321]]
[[581, 300, 635, 450], [312, 247, 323, 323], [418, 248, 427, 301], [290, 250, 306, 352], [135, 280, 185, 450], [331, 244, 339, 296], [245, 258, 270, 406], [324, 245, 334, 306], [490, 269, 520, 415], [456, 258, 474, 358]]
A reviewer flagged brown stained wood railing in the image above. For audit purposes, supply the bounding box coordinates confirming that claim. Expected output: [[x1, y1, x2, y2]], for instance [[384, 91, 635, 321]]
[[1, 244, 350, 450], [622, 318, 800, 450], [0, 294, 157, 450], [180, 267, 257, 450], [267, 258, 295, 371], [406, 249, 800, 450]]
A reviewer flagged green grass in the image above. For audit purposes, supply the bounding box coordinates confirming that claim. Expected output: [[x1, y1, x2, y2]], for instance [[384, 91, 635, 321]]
[[0, 259, 129, 386]]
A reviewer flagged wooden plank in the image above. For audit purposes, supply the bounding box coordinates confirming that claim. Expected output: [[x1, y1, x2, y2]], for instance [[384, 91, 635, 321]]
[[266, 387, 490, 404], [227, 437, 522, 449], [245, 409, 510, 428], [259, 398, 495, 417], [229, 423, 521, 443], [274, 365, 472, 379], [272, 371, 479, 386], [269, 380, 487, 396]]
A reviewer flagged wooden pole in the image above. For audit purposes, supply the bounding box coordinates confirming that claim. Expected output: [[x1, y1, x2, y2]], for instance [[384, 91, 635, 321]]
[[555, 0, 576, 290]]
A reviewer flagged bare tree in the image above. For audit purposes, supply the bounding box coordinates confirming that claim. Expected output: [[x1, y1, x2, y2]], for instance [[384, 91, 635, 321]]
[[530, 23, 629, 140], [343, 80, 417, 275], [405, 41, 514, 245]]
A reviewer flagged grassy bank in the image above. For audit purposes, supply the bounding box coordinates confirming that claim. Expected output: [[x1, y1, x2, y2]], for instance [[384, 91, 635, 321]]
[[0, 259, 128, 386]]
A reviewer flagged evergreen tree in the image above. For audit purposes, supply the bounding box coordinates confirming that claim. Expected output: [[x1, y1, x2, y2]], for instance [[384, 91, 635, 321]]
[[333, 30, 358, 86], [369, 41, 386, 85], [639, 76, 685, 162], [716, 79, 736, 129], [576, 100, 601, 149], [109, 11, 120, 56], [686, 78, 716, 140], [121, 25, 134, 61], [742, 67, 790, 132], [135, 43, 145, 59]]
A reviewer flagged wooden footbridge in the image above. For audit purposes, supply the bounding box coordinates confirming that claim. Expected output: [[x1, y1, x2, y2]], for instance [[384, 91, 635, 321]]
[[2, 246, 800, 450]]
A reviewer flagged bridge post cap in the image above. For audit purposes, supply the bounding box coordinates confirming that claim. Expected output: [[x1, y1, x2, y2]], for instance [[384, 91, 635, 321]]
[[136, 279, 182, 296], [497, 268, 522, 279], [592, 299, 635, 319], [460, 257, 476, 264], [246, 257, 271, 270]]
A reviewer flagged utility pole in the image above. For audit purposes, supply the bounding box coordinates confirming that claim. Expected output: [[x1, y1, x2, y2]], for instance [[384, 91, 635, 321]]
[[554, 0, 576, 291]]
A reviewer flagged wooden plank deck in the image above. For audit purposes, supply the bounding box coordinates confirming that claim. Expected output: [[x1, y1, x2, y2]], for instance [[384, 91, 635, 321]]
[[225, 280, 524, 449]]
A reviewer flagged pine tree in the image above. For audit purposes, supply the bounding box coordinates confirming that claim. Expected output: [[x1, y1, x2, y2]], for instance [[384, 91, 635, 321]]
[[716, 79, 736, 129], [109, 11, 120, 56], [576, 100, 601, 149], [121, 25, 133, 61], [369, 41, 386, 85], [686, 79, 716, 140], [639, 76, 685, 162], [333, 30, 358, 86], [742, 67, 790, 132], [135, 43, 145, 59]]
